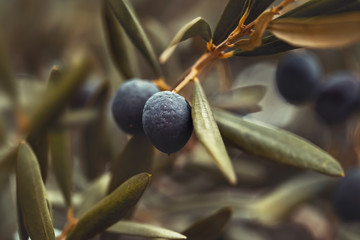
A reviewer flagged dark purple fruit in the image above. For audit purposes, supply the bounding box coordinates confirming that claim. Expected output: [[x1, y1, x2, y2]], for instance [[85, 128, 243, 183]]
[[111, 79, 159, 134], [333, 167, 360, 222], [275, 52, 322, 104], [315, 72, 360, 125], [142, 91, 193, 154]]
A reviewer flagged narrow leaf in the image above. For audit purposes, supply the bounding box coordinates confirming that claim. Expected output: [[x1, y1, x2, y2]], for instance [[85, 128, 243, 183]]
[[17, 198, 29, 240], [192, 80, 237, 185], [183, 207, 233, 240], [79, 81, 111, 180], [280, 0, 360, 19], [107, 220, 186, 239], [102, 2, 134, 79], [213, 0, 247, 45], [67, 173, 151, 240], [27, 51, 91, 136], [108, 0, 162, 77], [49, 129, 73, 207], [234, 34, 295, 56], [159, 17, 211, 63], [16, 142, 55, 240], [108, 134, 154, 193], [269, 13, 360, 49], [213, 0, 275, 45], [210, 85, 266, 114], [213, 108, 344, 177], [253, 172, 333, 223]]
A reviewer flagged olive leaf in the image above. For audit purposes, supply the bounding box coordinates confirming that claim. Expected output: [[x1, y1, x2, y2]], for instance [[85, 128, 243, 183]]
[[252, 172, 333, 224], [182, 207, 233, 240], [235, 0, 360, 56], [49, 128, 73, 207], [192, 80, 237, 185], [213, 0, 275, 45], [234, 35, 294, 56], [27, 51, 91, 136], [17, 198, 29, 240], [106, 220, 186, 239], [268, 13, 360, 49], [0, 32, 16, 101], [108, 134, 154, 193], [16, 142, 55, 240], [213, 0, 247, 45], [213, 108, 344, 177], [67, 172, 151, 240], [159, 17, 211, 63], [102, 2, 134, 79], [210, 85, 266, 114], [107, 0, 162, 78], [79, 81, 111, 180], [280, 0, 360, 19]]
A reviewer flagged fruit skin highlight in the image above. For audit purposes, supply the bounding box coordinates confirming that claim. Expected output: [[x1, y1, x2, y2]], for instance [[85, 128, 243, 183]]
[[275, 52, 322, 104], [315, 72, 360, 125], [333, 167, 360, 222], [142, 91, 193, 154], [111, 79, 159, 134]]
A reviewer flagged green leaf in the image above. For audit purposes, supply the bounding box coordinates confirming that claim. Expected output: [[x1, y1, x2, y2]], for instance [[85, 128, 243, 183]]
[[182, 207, 233, 240], [213, 0, 275, 45], [107, 0, 162, 78], [159, 17, 211, 63], [27, 51, 91, 136], [108, 134, 154, 193], [234, 35, 295, 56], [49, 128, 73, 207], [0, 32, 16, 101], [102, 2, 134, 79], [235, 0, 360, 57], [17, 198, 29, 240], [210, 85, 266, 114], [106, 220, 186, 239], [192, 80, 237, 185], [268, 13, 360, 49], [79, 81, 111, 180], [252, 172, 333, 224], [213, 108, 344, 177], [67, 172, 151, 240], [280, 0, 360, 19], [16, 142, 55, 240]]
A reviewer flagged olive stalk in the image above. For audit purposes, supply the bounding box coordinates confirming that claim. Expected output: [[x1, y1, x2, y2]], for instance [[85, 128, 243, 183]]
[[172, 0, 295, 93]]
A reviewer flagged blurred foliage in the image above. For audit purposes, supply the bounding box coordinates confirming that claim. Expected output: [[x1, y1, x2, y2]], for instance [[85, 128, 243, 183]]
[[0, 0, 359, 240]]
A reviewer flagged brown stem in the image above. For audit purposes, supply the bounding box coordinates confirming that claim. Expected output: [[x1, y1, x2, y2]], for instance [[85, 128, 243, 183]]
[[171, 0, 295, 93], [57, 208, 78, 240]]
